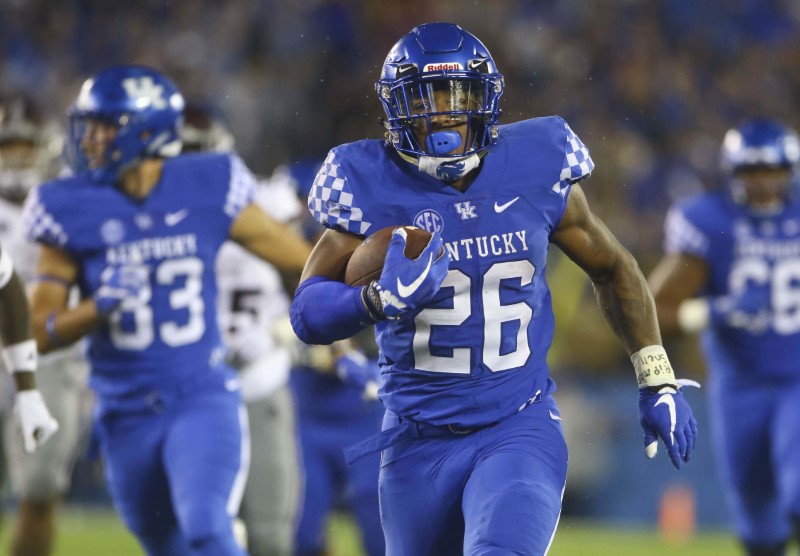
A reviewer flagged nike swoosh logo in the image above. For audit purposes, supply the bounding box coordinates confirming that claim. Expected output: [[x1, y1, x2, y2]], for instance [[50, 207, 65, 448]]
[[494, 197, 520, 213], [549, 410, 562, 421], [655, 393, 677, 446], [165, 209, 189, 226], [396, 252, 433, 298]]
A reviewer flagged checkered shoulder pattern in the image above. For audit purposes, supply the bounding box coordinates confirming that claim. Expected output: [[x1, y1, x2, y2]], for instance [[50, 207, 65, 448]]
[[224, 154, 257, 218], [21, 187, 68, 247], [552, 120, 595, 197], [307, 150, 372, 235], [664, 206, 709, 257]]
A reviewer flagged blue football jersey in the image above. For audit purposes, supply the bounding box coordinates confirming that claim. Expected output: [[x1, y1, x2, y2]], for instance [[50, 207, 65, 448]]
[[23, 153, 255, 399], [664, 189, 800, 379], [308, 116, 594, 427]]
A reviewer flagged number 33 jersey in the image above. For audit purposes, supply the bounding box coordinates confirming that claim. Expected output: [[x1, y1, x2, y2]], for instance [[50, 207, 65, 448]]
[[309, 116, 594, 427], [664, 189, 800, 379], [22, 153, 255, 399]]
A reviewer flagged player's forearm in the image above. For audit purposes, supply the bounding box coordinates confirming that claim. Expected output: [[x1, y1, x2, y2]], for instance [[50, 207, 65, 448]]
[[249, 235, 311, 272], [0, 272, 33, 347], [0, 274, 42, 392], [591, 252, 662, 355], [290, 276, 375, 344], [230, 204, 313, 272], [33, 298, 103, 354]]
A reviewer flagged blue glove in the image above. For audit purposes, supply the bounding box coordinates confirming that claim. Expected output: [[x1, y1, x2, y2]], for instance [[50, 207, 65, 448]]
[[710, 282, 771, 332], [370, 228, 450, 319], [638, 379, 699, 469], [94, 265, 148, 318], [336, 351, 380, 391]]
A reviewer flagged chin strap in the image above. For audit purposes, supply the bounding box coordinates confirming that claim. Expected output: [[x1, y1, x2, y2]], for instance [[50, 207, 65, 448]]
[[396, 150, 483, 183]]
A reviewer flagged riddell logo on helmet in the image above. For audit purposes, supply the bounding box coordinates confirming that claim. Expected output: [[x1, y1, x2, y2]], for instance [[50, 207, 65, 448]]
[[423, 62, 463, 72]]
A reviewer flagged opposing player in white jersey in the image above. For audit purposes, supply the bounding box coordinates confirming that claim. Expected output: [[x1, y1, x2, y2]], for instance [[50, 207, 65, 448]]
[[0, 94, 88, 556], [182, 103, 306, 556]]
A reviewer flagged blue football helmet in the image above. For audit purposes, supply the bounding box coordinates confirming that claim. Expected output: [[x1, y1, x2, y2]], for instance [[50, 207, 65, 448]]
[[68, 65, 185, 183], [376, 23, 504, 159], [721, 119, 800, 173]]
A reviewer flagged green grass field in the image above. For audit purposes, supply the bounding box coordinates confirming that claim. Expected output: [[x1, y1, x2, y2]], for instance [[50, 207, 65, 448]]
[[37, 507, 747, 555]]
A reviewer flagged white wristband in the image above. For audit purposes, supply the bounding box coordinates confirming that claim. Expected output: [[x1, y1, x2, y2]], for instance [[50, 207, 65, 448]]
[[2, 339, 37, 373], [631, 345, 676, 389], [0, 248, 14, 289], [677, 298, 710, 334]]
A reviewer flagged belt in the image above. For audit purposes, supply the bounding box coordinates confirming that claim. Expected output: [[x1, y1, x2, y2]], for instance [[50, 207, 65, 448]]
[[96, 369, 227, 416], [343, 389, 543, 465]]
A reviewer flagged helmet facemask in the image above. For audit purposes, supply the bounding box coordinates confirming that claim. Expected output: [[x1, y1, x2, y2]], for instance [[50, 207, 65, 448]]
[[379, 73, 502, 160]]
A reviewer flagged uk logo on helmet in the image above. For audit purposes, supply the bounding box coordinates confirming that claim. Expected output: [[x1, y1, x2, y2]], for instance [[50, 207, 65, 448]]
[[122, 77, 166, 109]]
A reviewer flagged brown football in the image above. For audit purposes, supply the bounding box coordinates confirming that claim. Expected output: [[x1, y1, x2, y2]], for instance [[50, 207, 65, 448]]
[[345, 226, 434, 287]]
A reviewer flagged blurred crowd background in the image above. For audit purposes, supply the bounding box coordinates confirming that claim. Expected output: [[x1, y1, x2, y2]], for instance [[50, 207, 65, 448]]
[[2, 0, 799, 532]]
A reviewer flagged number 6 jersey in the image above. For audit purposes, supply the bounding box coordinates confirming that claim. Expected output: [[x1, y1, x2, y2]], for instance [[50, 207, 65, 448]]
[[22, 152, 255, 399], [664, 187, 800, 380], [308, 116, 594, 428]]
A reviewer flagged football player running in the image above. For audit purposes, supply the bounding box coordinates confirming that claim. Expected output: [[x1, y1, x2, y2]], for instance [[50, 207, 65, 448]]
[[650, 119, 800, 556], [290, 22, 698, 554], [290, 339, 386, 556], [0, 94, 89, 556], [23, 66, 311, 556]]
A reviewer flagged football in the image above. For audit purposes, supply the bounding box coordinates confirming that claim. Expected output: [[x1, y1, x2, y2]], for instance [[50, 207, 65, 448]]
[[345, 226, 433, 287]]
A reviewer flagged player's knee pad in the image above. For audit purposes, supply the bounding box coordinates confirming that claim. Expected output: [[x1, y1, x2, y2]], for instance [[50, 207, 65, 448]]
[[15, 470, 65, 502]]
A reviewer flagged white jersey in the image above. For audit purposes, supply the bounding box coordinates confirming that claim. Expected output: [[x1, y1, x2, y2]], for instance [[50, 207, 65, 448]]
[[215, 173, 302, 402], [0, 196, 40, 282]]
